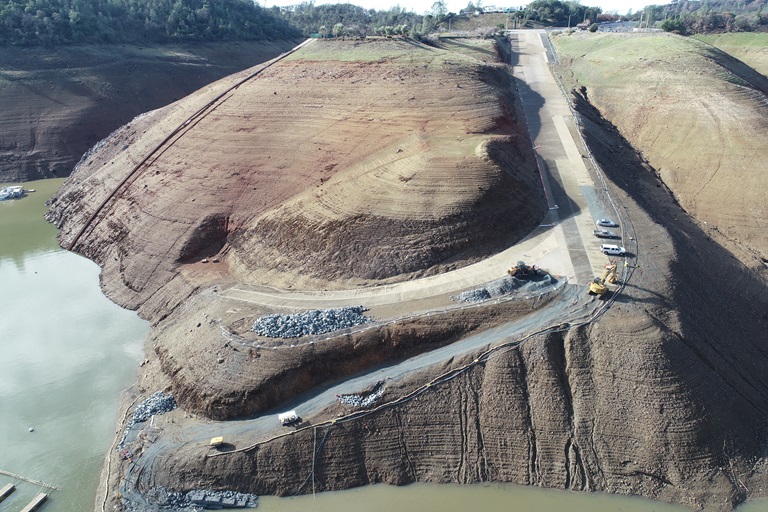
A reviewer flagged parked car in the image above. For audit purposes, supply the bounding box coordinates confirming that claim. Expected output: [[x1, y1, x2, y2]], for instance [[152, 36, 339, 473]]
[[593, 229, 618, 239], [596, 219, 618, 227], [600, 243, 626, 256]]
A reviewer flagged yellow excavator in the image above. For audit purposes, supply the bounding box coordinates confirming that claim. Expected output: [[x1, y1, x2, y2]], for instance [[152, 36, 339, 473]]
[[588, 262, 617, 296]]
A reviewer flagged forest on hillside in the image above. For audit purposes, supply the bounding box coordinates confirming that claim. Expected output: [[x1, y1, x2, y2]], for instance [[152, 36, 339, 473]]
[[273, 3, 425, 37], [646, 0, 767, 33], [516, 0, 603, 26], [0, 0, 300, 45]]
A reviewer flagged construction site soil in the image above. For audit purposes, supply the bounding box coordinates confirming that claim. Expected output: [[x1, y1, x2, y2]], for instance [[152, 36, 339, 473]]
[[45, 35, 768, 512]]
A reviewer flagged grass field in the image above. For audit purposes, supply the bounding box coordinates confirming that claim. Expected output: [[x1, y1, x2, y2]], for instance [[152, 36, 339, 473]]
[[553, 31, 768, 260], [693, 32, 768, 76]]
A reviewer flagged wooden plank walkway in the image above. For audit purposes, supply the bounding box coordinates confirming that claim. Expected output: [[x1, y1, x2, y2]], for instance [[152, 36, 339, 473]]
[[19, 492, 47, 512], [0, 483, 15, 502]]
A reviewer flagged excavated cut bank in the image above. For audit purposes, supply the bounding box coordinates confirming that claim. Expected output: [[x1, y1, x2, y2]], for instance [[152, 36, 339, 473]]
[[47, 38, 545, 315]]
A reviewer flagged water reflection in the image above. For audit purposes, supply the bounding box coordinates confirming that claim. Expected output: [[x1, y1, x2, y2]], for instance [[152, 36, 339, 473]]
[[0, 179, 60, 265]]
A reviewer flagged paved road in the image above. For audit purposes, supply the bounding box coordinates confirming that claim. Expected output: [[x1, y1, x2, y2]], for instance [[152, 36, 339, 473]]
[[509, 30, 612, 284]]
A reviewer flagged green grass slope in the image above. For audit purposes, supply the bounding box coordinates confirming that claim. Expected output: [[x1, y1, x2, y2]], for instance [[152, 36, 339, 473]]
[[554, 31, 768, 267], [693, 33, 768, 77]]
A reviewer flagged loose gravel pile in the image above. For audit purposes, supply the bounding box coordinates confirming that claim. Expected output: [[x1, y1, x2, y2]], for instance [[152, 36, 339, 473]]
[[252, 306, 372, 338], [132, 391, 177, 422], [118, 391, 176, 448], [337, 381, 385, 409], [453, 274, 555, 303]]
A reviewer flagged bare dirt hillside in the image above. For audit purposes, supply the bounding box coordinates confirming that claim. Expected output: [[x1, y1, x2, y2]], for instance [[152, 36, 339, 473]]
[[47, 38, 546, 317], [0, 41, 297, 182], [553, 32, 768, 270], [131, 37, 768, 511], [45, 35, 768, 512]]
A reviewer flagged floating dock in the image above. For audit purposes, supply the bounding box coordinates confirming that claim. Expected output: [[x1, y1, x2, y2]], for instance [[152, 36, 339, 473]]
[[19, 492, 47, 512], [0, 483, 15, 502], [0, 469, 60, 491]]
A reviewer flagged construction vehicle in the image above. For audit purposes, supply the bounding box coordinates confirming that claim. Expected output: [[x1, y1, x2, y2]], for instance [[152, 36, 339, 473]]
[[593, 229, 618, 239], [588, 262, 618, 296], [507, 261, 540, 278], [278, 410, 300, 426], [209, 436, 224, 447]]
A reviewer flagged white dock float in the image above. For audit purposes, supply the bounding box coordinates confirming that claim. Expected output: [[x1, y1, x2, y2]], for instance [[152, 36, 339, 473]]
[[0, 483, 15, 502], [19, 492, 47, 512]]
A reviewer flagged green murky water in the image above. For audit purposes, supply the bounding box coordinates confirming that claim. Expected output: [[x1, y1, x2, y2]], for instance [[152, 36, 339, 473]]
[[1, 180, 765, 512], [0, 179, 149, 511]]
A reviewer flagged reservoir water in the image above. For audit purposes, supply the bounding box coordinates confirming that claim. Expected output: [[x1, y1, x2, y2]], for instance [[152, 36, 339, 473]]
[[0, 179, 149, 511], [1, 180, 765, 512]]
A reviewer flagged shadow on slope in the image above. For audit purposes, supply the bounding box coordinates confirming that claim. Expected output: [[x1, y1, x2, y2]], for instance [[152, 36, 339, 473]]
[[573, 89, 768, 505]]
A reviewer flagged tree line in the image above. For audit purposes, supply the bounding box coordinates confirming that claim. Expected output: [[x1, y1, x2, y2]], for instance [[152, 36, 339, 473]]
[[273, 3, 424, 38], [515, 0, 603, 27], [0, 0, 300, 45], [647, 0, 767, 34]]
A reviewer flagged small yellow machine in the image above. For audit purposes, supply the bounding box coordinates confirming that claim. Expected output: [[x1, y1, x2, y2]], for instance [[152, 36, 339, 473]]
[[210, 436, 224, 447], [588, 262, 617, 296]]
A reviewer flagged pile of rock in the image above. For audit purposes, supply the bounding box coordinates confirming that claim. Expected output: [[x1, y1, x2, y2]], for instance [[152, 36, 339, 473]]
[[337, 382, 385, 409], [453, 274, 554, 303], [132, 391, 177, 422], [118, 391, 176, 448], [252, 306, 372, 338], [186, 490, 258, 509], [130, 487, 258, 510]]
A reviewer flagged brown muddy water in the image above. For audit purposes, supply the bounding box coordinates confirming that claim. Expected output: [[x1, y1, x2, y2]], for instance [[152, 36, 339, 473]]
[[1, 180, 765, 512]]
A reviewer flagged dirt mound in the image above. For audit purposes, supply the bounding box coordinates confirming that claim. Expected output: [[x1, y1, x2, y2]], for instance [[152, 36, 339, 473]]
[[151, 291, 548, 420], [128, 45, 768, 511], [553, 32, 768, 268], [0, 41, 298, 182], [47, 38, 545, 314]]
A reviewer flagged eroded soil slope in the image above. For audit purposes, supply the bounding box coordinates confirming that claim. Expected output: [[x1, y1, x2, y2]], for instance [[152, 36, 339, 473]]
[[47, 38, 545, 317], [553, 32, 768, 268], [133, 47, 768, 511], [0, 41, 297, 182]]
